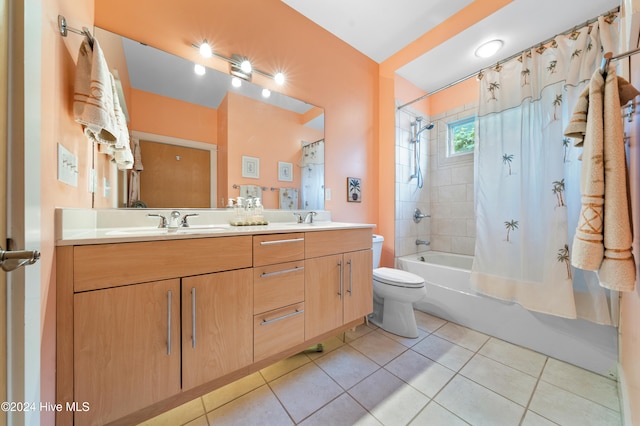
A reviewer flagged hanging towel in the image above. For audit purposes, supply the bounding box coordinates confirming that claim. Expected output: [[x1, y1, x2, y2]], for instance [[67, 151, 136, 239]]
[[598, 68, 637, 291], [240, 185, 262, 200], [279, 188, 299, 210], [73, 39, 118, 145], [564, 67, 638, 291]]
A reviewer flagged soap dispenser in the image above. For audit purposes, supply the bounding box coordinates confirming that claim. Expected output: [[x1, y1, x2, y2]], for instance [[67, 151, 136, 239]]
[[254, 198, 264, 224]]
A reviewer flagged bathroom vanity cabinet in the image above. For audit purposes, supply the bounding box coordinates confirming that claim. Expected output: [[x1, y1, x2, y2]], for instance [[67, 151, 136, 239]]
[[56, 226, 372, 425]]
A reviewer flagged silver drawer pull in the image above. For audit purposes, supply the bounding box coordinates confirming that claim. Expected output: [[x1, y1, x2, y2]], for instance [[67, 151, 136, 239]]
[[260, 309, 304, 326], [191, 287, 197, 348], [260, 266, 304, 278], [167, 290, 172, 355], [260, 238, 304, 246]]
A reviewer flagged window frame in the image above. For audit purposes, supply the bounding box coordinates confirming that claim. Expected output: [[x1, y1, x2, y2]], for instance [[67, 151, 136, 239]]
[[447, 115, 476, 158]]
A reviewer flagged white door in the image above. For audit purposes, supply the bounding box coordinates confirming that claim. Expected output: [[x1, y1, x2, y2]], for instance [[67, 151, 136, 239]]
[[4, 1, 42, 425]]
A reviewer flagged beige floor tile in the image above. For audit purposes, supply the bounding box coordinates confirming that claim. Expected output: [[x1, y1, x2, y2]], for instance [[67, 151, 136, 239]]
[[479, 337, 547, 377], [348, 330, 407, 365], [541, 358, 620, 412], [269, 362, 343, 422], [138, 398, 205, 426], [409, 402, 470, 426], [349, 369, 430, 426], [182, 415, 209, 426], [521, 410, 559, 425], [305, 335, 346, 360], [460, 354, 537, 406], [414, 310, 447, 332], [529, 381, 621, 426], [384, 349, 455, 398], [377, 326, 430, 348], [435, 375, 525, 425], [412, 334, 474, 371], [206, 385, 293, 426], [201, 372, 265, 412], [260, 352, 311, 382], [315, 345, 380, 390], [298, 393, 383, 426], [344, 323, 377, 343], [433, 322, 489, 352]]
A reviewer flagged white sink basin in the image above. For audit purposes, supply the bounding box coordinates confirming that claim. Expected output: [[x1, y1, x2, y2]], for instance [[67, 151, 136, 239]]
[[106, 225, 231, 236]]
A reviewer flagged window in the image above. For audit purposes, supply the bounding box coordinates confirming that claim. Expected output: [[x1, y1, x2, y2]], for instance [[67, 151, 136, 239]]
[[447, 116, 476, 157]]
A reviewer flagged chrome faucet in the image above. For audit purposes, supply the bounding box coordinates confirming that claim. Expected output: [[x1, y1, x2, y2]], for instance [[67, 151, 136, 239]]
[[168, 211, 181, 230], [416, 239, 431, 247], [180, 213, 199, 227], [147, 213, 167, 228], [149, 211, 199, 229], [294, 211, 317, 224]]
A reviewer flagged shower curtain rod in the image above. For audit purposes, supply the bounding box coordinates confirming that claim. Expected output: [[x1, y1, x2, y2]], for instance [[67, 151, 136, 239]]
[[397, 6, 620, 111]]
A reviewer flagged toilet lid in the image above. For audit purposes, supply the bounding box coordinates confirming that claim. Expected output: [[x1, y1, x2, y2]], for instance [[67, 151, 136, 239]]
[[373, 267, 424, 287]]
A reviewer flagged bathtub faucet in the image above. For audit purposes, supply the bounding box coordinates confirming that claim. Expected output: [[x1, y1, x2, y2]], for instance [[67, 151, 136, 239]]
[[416, 239, 431, 247]]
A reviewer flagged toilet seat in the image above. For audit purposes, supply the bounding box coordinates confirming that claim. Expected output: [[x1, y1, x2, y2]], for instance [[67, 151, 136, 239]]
[[373, 267, 424, 288]]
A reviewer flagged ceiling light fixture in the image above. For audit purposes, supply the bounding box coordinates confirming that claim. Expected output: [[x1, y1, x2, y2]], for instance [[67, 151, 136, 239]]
[[199, 40, 212, 58], [231, 77, 242, 88], [475, 39, 504, 58], [261, 88, 271, 98], [192, 40, 286, 86]]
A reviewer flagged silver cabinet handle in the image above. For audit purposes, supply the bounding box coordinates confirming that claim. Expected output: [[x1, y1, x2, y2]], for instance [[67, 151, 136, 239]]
[[167, 291, 172, 355], [260, 266, 304, 278], [347, 259, 353, 295], [191, 287, 196, 348], [337, 260, 343, 299], [260, 238, 304, 246], [260, 309, 304, 326]]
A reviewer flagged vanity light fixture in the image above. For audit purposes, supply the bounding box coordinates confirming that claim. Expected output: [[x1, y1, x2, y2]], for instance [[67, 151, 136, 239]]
[[261, 88, 271, 98], [231, 77, 242, 88], [194, 63, 206, 76], [193, 40, 286, 86], [475, 39, 504, 58]]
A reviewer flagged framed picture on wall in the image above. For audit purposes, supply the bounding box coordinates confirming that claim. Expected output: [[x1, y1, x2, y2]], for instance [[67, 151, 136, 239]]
[[347, 177, 362, 202], [242, 156, 260, 179], [278, 161, 293, 182]]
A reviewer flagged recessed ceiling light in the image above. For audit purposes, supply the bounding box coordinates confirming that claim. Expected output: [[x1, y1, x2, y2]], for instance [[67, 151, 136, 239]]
[[475, 40, 503, 58]]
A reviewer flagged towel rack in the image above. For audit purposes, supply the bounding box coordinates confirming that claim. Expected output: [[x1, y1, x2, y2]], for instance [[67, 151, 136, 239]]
[[58, 15, 94, 49], [600, 46, 640, 75]]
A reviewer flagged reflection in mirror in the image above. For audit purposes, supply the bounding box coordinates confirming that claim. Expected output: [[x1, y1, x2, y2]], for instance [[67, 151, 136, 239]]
[[95, 27, 325, 210]]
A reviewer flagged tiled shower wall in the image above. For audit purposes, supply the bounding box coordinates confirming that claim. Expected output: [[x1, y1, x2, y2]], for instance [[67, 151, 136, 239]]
[[394, 101, 478, 258]]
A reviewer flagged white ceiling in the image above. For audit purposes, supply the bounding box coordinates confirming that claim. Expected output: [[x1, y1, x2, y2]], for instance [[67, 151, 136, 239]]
[[282, 0, 620, 95]]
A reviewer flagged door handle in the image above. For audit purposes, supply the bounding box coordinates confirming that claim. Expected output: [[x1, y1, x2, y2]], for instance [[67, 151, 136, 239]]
[[0, 246, 41, 272]]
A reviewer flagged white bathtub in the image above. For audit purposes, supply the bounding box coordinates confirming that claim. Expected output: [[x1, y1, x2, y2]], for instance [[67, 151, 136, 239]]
[[397, 251, 618, 377]]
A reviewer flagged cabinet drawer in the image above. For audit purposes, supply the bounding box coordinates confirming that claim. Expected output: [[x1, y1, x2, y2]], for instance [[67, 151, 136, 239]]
[[254, 302, 305, 362], [73, 236, 252, 292], [305, 229, 372, 258], [253, 233, 304, 266], [254, 261, 305, 314]]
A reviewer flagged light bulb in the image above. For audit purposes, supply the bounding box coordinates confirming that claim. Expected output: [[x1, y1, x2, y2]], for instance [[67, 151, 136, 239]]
[[194, 64, 206, 76], [231, 77, 242, 88], [240, 60, 252, 73], [199, 41, 212, 58], [262, 88, 271, 98], [475, 40, 503, 58], [274, 72, 285, 85]]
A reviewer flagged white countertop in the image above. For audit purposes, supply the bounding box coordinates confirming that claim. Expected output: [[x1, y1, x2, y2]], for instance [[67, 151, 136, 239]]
[[55, 208, 375, 246]]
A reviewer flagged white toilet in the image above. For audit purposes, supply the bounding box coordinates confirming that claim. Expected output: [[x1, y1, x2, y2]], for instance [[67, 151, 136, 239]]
[[369, 235, 426, 338]]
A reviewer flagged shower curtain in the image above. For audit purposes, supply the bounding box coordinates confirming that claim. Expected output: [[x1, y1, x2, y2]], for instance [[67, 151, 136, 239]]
[[300, 140, 324, 210], [471, 16, 619, 325]]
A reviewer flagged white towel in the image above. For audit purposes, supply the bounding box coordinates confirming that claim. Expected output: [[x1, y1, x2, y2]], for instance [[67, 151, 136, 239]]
[[74, 39, 118, 145], [279, 188, 299, 210]]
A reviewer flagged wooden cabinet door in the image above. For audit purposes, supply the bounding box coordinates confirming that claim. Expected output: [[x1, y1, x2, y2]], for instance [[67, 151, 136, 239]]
[[74, 279, 181, 426], [182, 269, 253, 390], [343, 249, 373, 324], [304, 254, 343, 339]]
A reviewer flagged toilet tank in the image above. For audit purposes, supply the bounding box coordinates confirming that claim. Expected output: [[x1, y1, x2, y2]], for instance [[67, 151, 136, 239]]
[[372, 234, 384, 269]]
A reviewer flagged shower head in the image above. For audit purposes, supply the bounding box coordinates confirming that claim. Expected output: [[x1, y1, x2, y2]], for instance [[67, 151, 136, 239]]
[[416, 121, 434, 135]]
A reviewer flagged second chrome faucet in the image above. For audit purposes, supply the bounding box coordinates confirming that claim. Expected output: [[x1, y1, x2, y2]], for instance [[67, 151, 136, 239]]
[[148, 211, 199, 229]]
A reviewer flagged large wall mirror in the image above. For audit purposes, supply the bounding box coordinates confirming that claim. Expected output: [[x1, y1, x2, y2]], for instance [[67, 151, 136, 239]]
[[96, 27, 325, 210]]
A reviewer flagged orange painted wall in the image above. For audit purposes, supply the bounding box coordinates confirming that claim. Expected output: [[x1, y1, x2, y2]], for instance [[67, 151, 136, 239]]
[[395, 74, 429, 117], [429, 77, 479, 116], [130, 88, 218, 144], [40, 0, 95, 423], [226, 91, 323, 209], [94, 0, 379, 224]]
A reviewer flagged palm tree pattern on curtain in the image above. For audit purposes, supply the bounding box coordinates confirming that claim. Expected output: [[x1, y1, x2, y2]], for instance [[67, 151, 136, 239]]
[[471, 14, 618, 324]]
